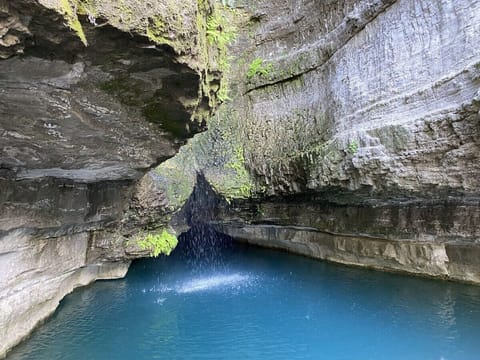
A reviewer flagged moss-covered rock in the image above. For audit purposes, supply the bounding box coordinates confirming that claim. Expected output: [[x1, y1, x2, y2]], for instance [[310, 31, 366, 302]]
[[136, 229, 178, 257], [156, 106, 257, 207]]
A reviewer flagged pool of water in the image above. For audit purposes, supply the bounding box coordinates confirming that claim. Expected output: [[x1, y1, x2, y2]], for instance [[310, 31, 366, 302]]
[[8, 228, 480, 360]]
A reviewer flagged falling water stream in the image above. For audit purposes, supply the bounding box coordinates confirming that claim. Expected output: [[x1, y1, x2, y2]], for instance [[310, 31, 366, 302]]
[[8, 226, 480, 359]]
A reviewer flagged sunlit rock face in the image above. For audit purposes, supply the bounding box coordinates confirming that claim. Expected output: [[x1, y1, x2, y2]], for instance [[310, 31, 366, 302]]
[[0, 0, 217, 356], [239, 0, 480, 198]]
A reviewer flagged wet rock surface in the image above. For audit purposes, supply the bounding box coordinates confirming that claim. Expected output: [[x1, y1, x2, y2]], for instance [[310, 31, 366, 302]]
[[212, 196, 480, 283]]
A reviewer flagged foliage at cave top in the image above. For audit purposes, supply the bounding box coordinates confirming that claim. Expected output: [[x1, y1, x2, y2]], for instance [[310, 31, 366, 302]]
[[205, 6, 237, 103]]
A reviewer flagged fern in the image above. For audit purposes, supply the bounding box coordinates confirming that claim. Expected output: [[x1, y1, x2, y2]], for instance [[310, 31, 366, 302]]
[[247, 58, 274, 79], [137, 230, 178, 257]]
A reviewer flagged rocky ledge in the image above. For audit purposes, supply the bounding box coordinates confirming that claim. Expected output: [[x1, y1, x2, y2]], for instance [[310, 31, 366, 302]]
[[213, 196, 480, 283]]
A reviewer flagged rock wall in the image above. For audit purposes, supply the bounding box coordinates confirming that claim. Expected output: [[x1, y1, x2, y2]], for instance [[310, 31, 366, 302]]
[[0, 230, 130, 359], [213, 198, 480, 283], [0, 0, 221, 356], [157, 0, 480, 282], [237, 0, 480, 199]]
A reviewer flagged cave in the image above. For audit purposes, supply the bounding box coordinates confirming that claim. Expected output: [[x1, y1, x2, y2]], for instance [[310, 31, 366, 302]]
[[1, 0, 479, 358]]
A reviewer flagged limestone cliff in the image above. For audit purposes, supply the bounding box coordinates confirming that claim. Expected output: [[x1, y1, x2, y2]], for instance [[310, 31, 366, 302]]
[[157, 0, 480, 282]]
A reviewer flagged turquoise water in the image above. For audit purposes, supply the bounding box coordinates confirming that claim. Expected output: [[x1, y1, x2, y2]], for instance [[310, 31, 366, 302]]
[[8, 228, 480, 360]]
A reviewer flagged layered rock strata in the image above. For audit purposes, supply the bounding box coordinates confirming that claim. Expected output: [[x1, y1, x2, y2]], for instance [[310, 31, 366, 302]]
[[157, 0, 480, 283], [213, 197, 480, 283]]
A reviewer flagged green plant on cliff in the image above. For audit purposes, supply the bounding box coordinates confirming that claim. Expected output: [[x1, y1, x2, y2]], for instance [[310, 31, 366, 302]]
[[206, 9, 236, 102], [217, 55, 234, 102], [76, 0, 97, 18], [146, 16, 172, 46], [348, 140, 359, 155], [225, 144, 253, 198], [59, 0, 88, 45], [247, 58, 274, 80], [137, 230, 178, 257], [206, 12, 236, 47]]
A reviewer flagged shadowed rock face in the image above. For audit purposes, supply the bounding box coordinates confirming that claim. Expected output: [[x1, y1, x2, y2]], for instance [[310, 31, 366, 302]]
[[0, 0, 215, 356], [213, 196, 480, 283]]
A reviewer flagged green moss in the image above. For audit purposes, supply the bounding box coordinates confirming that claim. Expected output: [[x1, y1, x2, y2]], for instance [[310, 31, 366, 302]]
[[146, 16, 172, 45], [59, 0, 87, 45], [206, 12, 236, 47], [76, 0, 96, 16], [207, 109, 255, 199], [195, 0, 210, 55], [205, 7, 237, 104], [155, 161, 194, 209], [155, 106, 256, 204], [137, 229, 178, 257], [348, 140, 359, 155], [247, 58, 274, 80]]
